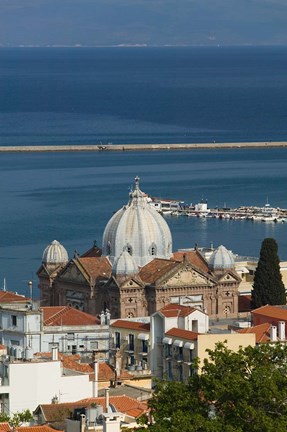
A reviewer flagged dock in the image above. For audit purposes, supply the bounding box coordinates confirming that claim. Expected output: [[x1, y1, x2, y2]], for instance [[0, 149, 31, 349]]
[[0, 141, 287, 153]]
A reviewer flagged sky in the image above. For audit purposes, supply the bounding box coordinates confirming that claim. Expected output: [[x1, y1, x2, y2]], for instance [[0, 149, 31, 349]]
[[0, 0, 287, 46]]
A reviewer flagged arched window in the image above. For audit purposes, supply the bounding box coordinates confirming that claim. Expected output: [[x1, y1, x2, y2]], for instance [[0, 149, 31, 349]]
[[126, 244, 133, 255], [107, 241, 111, 255], [149, 243, 157, 256]]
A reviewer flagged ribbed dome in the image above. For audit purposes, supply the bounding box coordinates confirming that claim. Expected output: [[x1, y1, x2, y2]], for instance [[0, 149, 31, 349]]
[[112, 251, 139, 277], [208, 245, 235, 272], [102, 177, 173, 267], [42, 240, 69, 265]]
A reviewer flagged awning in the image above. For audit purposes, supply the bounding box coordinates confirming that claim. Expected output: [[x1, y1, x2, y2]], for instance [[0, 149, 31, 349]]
[[137, 333, 149, 341], [162, 337, 172, 345], [184, 342, 195, 350], [173, 339, 183, 347]]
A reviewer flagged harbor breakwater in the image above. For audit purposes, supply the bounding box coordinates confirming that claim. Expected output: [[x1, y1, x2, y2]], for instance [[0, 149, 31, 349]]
[[0, 141, 287, 152]]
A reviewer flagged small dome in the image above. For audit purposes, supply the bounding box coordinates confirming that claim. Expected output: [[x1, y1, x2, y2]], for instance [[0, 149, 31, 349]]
[[112, 251, 138, 277], [42, 240, 69, 265], [102, 177, 173, 267], [208, 245, 235, 272]]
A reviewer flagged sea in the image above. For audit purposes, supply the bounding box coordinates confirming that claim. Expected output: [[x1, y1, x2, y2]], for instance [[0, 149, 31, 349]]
[[0, 46, 287, 296]]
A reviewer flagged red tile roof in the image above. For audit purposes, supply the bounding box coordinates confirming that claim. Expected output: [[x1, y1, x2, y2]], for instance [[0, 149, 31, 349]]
[[0, 423, 10, 432], [78, 396, 148, 418], [61, 356, 132, 381], [172, 250, 209, 273], [0, 291, 28, 303], [111, 320, 150, 332], [41, 306, 99, 326], [77, 257, 111, 282], [81, 245, 102, 258], [138, 259, 180, 284], [38, 396, 148, 421], [237, 322, 271, 343], [159, 303, 201, 318], [252, 305, 287, 321], [166, 327, 199, 340], [15, 427, 60, 432]]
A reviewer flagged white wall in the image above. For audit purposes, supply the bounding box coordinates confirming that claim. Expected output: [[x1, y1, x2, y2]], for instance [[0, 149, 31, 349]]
[[0, 360, 93, 414]]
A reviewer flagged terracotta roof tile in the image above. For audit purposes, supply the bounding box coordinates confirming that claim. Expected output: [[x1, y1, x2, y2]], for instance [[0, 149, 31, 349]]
[[81, 246, 102, 258], [237, 322, 271, 343], [42, 306, 99, 326], [111, 320, 150, 332], [159, 303, 201, 318], [252, 305, 287, 321], [0, 423, 10, 431], [38, 396, 147, 422], [138, 259, 179, 284], [172, 250, 209, 273], [15, 427, 60, 432], [35, 403, 80, 422], [0, 291, 28, 303], [166, 327, 199, 340], [77, 257, 111, 282], [77, 395, 147, 418], [61, 355, 132, 381]]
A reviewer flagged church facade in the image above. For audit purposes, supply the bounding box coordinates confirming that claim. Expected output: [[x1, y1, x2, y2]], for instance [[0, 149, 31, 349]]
[[38, 177, 241, 319]]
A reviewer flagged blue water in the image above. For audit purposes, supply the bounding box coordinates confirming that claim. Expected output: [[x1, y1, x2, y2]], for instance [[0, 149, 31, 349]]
[[1, 46, 287, 145], [0, 47, 287, 296]]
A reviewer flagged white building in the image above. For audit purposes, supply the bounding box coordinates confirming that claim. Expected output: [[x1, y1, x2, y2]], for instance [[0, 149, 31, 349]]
[[150, 303, 209, 378], [0, 351, 95, 415], [0, 305, 110, 359]]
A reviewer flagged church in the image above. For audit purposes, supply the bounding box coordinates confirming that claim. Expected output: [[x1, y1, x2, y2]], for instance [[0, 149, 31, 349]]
[[38, 177, 241, 319]]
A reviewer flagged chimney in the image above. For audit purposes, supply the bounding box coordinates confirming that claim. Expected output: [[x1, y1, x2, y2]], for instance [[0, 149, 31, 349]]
[[270, 325, 277, 341], [92, 357, 99, 398], [52, 345, 58, 361], [278, 321, 286, 340], [80, 414, 86, 432], [100, 311, 106, 325], [105, 388, 110, 413], [103, 413, 121, 432]]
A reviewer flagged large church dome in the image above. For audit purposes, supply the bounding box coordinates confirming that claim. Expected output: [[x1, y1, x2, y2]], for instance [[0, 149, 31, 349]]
[[102, 177, 173, 267], [208, 245, 235, 272], [42, 240, 69, 265]]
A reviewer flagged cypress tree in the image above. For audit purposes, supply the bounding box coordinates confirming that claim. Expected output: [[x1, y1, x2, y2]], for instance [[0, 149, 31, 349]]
[[251, 238, 286, 309]]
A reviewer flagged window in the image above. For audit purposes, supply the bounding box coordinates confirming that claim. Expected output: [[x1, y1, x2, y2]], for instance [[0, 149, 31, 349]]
[[165, 344, 172, 358], [115, 332, 121, 349], [167, 361, 172, 380], [149, 243, 157, 256], [126, 244, 133, 255], [142, 340, 148, 354], [11, 316, 17, 327], [128, 334, 134, 351], [67, 333, 75, 341]]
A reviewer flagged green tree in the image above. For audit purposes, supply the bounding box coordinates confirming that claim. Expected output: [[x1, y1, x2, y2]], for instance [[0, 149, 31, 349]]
[[0, 410, 33, 427], [251, 237, 286, 309], [138, 343, 287, 432]]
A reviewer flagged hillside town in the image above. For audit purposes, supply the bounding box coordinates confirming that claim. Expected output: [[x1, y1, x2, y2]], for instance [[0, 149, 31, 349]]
[[0, 177, 287, 431]]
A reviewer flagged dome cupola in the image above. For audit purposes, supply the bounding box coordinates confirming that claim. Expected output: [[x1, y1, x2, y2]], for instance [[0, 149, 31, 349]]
[[42, 240, 69, 265], [208, 245, 235, 272], [112, 250, 139, 278], [102, 177, 172, 267]]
